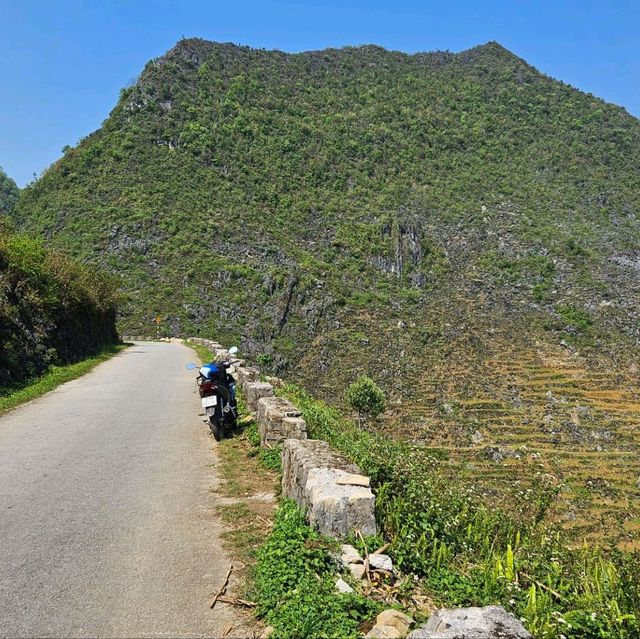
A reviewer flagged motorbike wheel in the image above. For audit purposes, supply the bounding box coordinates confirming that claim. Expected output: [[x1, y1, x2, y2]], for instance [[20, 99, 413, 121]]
[[209, 415, 223, 441]]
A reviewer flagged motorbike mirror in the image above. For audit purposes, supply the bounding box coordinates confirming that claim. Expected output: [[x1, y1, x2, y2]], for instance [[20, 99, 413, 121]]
[[186, 363, 198, 370], [229, 346, 239, 355]]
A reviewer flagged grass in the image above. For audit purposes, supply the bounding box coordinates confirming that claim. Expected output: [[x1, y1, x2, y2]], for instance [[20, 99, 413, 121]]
[[185, 340, 215, 365], [218, 501, 271, 566], [0, 343, 128, 416]]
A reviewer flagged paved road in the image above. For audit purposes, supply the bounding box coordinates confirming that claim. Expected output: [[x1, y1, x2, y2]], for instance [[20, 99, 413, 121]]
[[0, 342, 239, 638]]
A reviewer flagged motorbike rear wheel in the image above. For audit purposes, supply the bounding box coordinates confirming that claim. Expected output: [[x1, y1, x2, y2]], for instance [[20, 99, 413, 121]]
[[209, 415, 223, 441]]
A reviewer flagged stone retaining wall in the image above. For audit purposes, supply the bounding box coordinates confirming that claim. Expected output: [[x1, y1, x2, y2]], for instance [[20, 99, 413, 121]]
[[185, 337, 376, 538], [256, 396, 307, 447], [235, 366, 259, 386], [282, 438, 377, 538], [244, 381, 275, 411]]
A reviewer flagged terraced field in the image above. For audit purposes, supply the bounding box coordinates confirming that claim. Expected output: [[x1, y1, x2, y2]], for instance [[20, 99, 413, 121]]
[[385, 344, 640, 546]]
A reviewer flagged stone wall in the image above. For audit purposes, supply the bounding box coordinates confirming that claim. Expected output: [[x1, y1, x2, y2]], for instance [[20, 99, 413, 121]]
[[256, 396, 307, 447], [281, 438, 377, 538], [244, 381, 275, 411]]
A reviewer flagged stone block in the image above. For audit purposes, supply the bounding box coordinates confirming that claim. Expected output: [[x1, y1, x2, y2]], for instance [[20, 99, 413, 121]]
[[244, 381, 275, 412], [340, 544, 362, 566], [235, 366, 260, 386], [408, 606, 532, 639], [366, 626, 404, 639], [348, 563, 366, 580], [368, 553, 394, 573], [335, 577, 353, 594], [256, 396, 306, 447], [282, 438, 377, 538], [376, 610, 413, 635]]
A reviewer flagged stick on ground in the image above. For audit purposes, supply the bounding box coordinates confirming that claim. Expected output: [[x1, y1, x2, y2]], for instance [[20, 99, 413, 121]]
[[210, 564, 234, 609], [216, 595, 257, 608]]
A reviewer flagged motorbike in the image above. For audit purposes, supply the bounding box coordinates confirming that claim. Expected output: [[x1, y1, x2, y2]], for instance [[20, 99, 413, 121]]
[[187, 346, 239, 441]]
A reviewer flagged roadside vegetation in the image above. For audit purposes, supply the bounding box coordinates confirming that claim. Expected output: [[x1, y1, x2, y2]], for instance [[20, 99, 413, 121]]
[[254, 500, 380, 639], [188, 338, 639, 637], [0, 344, 127, 415], [0, 218, 119, 392], [280, 383, 640, 639]]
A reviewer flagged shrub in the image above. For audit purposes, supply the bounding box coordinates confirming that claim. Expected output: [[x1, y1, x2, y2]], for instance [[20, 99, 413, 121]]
[[0, 227, 118, 387], [345, 375, 386, 426]]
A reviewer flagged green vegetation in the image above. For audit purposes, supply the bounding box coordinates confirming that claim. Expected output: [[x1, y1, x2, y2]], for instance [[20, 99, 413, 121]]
[[0, 344, 126, 415], [244, 420, 282, 471], [0, 219, 119, 386], [12, 38, 640, 385], [0, 167, 19, 214], [345, 375, 386, 425], [254, 500, 380, 639], [279, 383, 639, 639], [185, 340, 213, 365]]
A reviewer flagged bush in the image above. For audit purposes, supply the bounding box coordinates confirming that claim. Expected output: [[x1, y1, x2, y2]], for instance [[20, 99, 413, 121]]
[[0, 227, 118, 387], [345, 375, 386, 425]]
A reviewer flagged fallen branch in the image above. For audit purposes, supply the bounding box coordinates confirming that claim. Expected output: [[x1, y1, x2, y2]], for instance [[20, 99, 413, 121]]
[[256, 515, 273, 528], [216, 595, 257, 608], [356, 529, 372, 586], [371, 542, 390, 555], [210, 564, 233, 609]]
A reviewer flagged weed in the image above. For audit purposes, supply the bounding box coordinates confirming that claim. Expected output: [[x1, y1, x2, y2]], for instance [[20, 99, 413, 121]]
[[253, 500, 380, 639]]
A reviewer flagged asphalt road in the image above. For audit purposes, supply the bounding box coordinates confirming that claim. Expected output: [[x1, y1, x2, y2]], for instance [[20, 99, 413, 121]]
[[0, 341, 239, 638]]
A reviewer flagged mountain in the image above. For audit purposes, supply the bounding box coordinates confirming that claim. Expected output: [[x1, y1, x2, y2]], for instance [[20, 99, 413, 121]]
[[0, 167, 19, 215], [13, 39, 640, 540]]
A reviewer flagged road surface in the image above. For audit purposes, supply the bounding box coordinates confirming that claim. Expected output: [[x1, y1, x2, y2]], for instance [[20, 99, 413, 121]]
[[0, 341, 240, 638]]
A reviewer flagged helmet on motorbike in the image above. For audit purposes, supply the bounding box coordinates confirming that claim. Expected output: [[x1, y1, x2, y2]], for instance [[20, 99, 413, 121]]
[[200, 363, 219, 379]]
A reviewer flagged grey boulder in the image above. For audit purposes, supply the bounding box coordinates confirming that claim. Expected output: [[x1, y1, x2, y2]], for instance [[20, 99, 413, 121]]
[[408, 606, 532, 639]]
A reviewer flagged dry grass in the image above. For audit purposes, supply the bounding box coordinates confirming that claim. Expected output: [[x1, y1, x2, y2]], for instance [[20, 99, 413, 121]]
[[214, 424, 279, 579], [373, 340, 640, 547]]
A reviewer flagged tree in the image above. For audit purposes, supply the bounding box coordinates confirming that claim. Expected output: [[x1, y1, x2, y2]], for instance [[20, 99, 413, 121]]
[[0, 167, 19, 215], [346, 375, 386, 427]]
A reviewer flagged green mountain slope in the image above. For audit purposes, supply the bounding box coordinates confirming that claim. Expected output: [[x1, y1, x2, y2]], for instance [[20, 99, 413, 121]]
[[0, 167, 19, 215], [13, 39, 640, 539]]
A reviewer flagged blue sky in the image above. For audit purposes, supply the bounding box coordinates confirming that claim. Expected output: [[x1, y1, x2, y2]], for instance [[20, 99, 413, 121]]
[[1, 0, 639, 187]]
